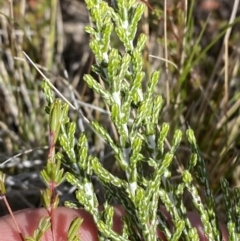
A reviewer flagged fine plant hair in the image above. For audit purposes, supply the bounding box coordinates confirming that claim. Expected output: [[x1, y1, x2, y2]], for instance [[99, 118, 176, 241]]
[[0, 0, 240, 241]]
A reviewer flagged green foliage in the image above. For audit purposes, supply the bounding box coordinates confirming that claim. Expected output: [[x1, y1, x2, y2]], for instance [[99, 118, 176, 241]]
[[38, 0, 240, 240], [67, 217, 83, 241], [1, 0, 240, 241], [25, 217, 51, 241]]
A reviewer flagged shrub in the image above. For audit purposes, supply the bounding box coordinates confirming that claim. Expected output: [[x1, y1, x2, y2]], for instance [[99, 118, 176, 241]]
[[0, 0, 239, 240]]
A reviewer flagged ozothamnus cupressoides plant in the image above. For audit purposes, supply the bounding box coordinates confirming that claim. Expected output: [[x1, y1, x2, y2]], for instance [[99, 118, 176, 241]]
[[19, 0, 240, 240]]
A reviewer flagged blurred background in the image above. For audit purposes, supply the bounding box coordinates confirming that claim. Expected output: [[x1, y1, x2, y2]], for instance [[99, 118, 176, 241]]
[[0, 0, 239, 222]]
